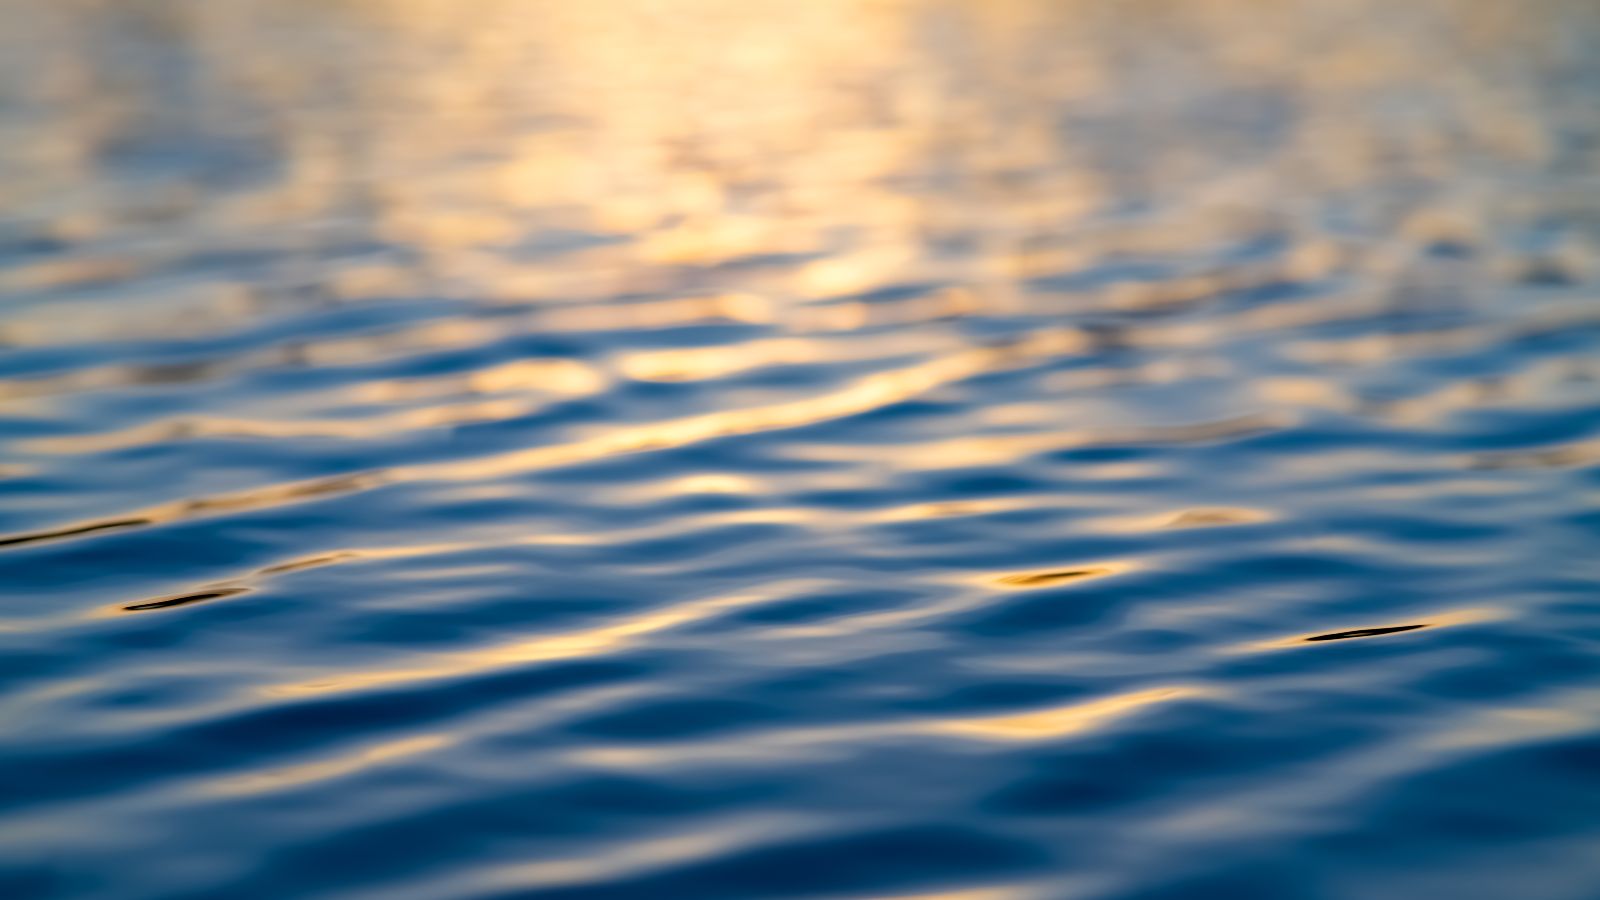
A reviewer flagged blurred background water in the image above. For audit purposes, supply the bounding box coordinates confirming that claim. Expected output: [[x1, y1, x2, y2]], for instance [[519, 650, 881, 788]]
[[2, 1, 1599, 898]]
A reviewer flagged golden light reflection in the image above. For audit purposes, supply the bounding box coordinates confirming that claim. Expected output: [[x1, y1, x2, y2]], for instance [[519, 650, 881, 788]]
[[0, 0, 1589, 705], [87, 545, 445, 621], [616, 338, 812, 383], [873, 498, 1041, 522], [1, 331, 1058, 548], [994, 564, 1127, 589], [208, 734, 453, 795], [267, 580, 821, 698], [1090, 507, 1274, 533], [0, 14, 1591, 899], [935, 685, 1210, 741], [484, 815, 811, 894], [1427, 691, 1600, 752], [0, 0, 1581, 493], [575, 684, 1214, 770], [411, 333, 1064, 484], [3, 0, 1576, 342]]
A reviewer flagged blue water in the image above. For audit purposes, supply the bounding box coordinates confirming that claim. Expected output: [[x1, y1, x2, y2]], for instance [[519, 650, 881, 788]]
[[2, 1, 1600, 898]]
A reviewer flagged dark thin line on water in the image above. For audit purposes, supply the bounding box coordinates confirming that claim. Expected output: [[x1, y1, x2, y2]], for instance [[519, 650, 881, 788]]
[[123, 587, 251, 612], [0, 472, 387, 552], [1304, 624, 1429, 642], [0, 517, 149, 548]]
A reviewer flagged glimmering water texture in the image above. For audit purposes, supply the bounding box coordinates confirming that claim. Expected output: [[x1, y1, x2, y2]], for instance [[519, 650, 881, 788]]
[[2, 1, 1599, 898]]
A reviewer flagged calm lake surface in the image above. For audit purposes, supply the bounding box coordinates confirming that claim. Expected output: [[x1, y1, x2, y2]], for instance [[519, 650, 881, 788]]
[[2, 1, 1599, 898]]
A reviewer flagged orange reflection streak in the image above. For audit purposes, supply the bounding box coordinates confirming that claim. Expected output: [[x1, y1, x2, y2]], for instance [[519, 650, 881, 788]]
[[74, 546, 443, 622], [616, 338, 813, 383], [481, 814, 813, 895], [20, 401, 527, 453], [207, 734, 453, 795], [993, 564, 1126, 589], [1090, 507, 1275, 533], [789, 405, 1289, 473], [412, 336, 1047, 483], [1427, 689, 1600, 752], [934, 686, 1210, 741], [575, 685, 1213, 772], [20, 357, 609, 454], [0, 0, 1571, 455], [0, 326, 1291, 552], [267, 581, 813, 698], [0, 330, 1068, 549]]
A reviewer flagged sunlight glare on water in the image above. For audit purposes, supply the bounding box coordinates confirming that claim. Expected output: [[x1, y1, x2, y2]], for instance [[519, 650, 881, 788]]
[[1, 1, 1599, 898]]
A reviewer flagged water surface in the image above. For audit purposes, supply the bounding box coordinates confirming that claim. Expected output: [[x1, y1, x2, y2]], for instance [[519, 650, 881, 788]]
[[2, 2, 1600, 898]]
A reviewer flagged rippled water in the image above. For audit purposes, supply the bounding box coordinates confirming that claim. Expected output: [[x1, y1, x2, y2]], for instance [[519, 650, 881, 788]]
[[3, 1, 1600, 898]]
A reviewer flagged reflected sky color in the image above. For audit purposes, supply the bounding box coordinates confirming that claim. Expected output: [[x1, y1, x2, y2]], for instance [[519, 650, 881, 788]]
[[1, 2, 1599, 899]]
